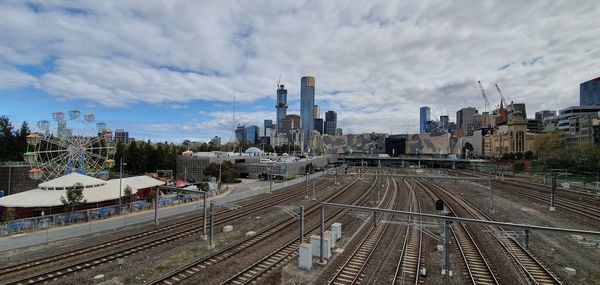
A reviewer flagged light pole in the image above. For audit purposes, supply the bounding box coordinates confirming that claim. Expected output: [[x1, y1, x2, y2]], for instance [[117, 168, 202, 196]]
[[118, 158, 127, 215]]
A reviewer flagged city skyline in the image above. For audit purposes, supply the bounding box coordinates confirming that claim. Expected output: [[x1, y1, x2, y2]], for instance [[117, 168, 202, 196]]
[[1, 2, 599, 142]]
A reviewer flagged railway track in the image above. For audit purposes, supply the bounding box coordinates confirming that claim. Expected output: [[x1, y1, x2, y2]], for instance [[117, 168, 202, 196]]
[[417, 179, 499, 285], [218, 171, 383, 285], [423, 179, 562, 285], [1, 178, 335, 285], [327, 174, 397, 285], [151, 170, 376, 284], [448, 170, 600, 223], [493, 183, 600, 222], [391, 178, 423, 285]]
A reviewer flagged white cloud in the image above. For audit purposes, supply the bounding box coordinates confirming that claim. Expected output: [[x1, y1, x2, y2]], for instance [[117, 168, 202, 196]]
[[0, 66, 37, 90], [1, 1, 600, 138]]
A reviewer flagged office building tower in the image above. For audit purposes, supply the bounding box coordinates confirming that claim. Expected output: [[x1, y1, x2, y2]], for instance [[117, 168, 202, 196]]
[[281, 114, 301, 136], [235, 125, 246, 143], [419, 107, 430, 134], [535, 110, 557, 121], [314, 105, 320, 118], [336, 128, 343, 135], [114, 129, 129, 144], [210, 136, 221, 146], [314, 118, 324, 134], [300, 76, 315, 149], [245, 125, 259, 144], [510, 103, 527, 119], [580, 77, 600, 106], [440, 115, 449, 130], [325, 110, 337, 135], [456, 107, 478, 135], [276, 84, 288, 130]]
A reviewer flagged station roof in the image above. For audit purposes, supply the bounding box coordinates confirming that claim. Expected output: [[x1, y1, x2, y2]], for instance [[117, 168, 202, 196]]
[[0, 175, 164, 208]]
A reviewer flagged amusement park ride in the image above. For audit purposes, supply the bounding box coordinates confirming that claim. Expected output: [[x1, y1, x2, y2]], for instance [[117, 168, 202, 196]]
[[24, 110, 116, 181]]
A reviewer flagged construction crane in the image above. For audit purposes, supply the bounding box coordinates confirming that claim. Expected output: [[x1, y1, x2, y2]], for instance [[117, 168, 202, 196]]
[[495, 83, 511, 112], [478, 81, 491, 113]]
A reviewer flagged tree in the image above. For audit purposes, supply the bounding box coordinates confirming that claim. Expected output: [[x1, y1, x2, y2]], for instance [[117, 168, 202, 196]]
[[123, 185, 133, 204], [523, 150, 534, 160], [263, 144, 274, 153], [2, 208, 16, 222], [60, 183, 87, 212], [463, 142, 474, 159], [535, 132, 571, 169], [146, 189, 158, 203], [0, 116, 16, 161], [205, 161, 239, 183], [514, 152, 524, 160], [513, 161, 525, 172]]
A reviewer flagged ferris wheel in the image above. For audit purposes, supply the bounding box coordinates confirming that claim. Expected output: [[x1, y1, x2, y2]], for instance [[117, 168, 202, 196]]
[[24, 110, 117, 181]]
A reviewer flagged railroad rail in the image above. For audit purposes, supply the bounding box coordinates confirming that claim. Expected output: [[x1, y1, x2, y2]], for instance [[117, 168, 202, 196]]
[[391, 178, 423, 285], [423, 179, 562, 285], [218, 171, 383, 285], [327, 175, 397, 285], [417, 179, 499, 285], [2, 178, 335, 285], [151, 170, 377, 284]]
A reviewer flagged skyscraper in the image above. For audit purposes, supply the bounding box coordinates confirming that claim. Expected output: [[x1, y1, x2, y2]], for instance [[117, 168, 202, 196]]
[[276, 84, 288, 130], [456, 107, 478, 135], [314, 118, 324, 134], [314, 105, 320, 118], [419, 107, 430, 134], [300, 76, 315, 149], [245, 125, 259, 144], [580, 77, 600, 106], [325, 110, 337, 135]]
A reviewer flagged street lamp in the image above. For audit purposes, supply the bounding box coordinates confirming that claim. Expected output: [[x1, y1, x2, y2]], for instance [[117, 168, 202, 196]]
[[119, 158, 127, 215]]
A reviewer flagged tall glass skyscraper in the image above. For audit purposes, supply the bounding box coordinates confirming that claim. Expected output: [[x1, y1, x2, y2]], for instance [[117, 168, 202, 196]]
[[300, 76, 315, 149], [276, 85, 288, 131], [580, 77, 600, 106], [419, 106, 430, 134], [325, 110, 337, 135]]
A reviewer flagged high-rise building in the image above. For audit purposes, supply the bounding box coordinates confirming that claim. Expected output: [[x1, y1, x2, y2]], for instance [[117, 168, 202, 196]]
[[114, 129, 129, 144], [456, 107, 478, 136], [419, 107, 430, 134], [440, 115, 449, 130], [276, 84, 288, 130], [235, 125, 246, 143], [210, 136, 221, 146], [263, 119, 274, 136], [535, 110, 556, 121], [281, 114, 301, 135], [336, 128, 343, 135], [300, 76, 315, 149], [314, 118, 324, 134], [245, 125, 259, 144], [314, 105, 320, 118], [580, 77, 600, 106], [325, 110, 337, 135]]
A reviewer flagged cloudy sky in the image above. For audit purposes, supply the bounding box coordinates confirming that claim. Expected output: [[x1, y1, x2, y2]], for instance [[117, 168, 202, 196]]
[[1, 1, 599, 142]]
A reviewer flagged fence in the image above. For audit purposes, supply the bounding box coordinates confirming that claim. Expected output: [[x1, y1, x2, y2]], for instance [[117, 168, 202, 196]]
[[0, 193, 203, 237]]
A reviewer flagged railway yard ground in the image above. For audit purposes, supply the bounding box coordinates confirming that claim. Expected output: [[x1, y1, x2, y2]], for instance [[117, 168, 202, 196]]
[[1, 166, 599, 285]]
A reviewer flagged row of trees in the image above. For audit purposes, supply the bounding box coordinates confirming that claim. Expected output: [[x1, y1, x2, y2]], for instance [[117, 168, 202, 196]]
[[0, 116, 30, 162], [535, 132, 600, 172]]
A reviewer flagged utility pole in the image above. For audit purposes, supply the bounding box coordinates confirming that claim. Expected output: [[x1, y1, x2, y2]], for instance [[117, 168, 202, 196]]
[[299, 206, 304, 241], [209, 201, 215, 248], [443, 219, 451, 285], [550, 173, 556, 211]]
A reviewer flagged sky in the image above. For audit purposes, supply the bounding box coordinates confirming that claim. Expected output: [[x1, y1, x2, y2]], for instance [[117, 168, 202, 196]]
[[1, 1, 599, 143]]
